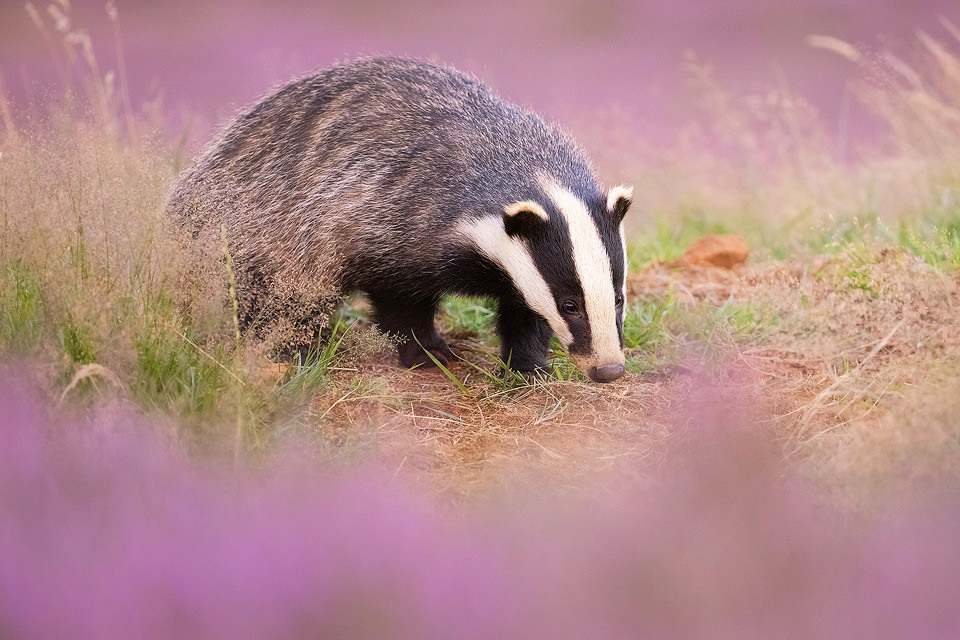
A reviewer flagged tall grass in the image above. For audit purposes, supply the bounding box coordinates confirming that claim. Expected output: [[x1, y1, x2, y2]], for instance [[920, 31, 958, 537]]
[[0, 108, 243, 411]]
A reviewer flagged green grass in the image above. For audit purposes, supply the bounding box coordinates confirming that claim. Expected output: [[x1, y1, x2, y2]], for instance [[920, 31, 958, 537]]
[[441, 295, 498, 337], [58, 319, 97, 365], [622, 290, 776, 373], [776, 205, 960, 270], [627, 212, 730, 269], [623, 294, 673, 350], [897, 220, 960, 270], [133, 316, 233, 415], [545, 340, 586, 382], [274, 316, 353, 402], [0, 260, 45, 352]]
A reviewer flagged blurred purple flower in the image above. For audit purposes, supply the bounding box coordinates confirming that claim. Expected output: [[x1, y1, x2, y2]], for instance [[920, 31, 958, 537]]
[[1, 376, 959, 639]]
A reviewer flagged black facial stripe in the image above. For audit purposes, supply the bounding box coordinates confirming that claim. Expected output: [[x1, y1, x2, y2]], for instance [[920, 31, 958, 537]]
[[525, 207, 592, 354]]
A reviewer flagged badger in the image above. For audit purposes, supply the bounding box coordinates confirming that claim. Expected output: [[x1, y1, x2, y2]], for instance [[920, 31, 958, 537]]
[[168, 57, 633, 383]]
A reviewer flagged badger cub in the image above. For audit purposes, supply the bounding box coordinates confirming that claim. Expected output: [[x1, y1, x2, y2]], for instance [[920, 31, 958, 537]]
[[168, 57, 632, 383]]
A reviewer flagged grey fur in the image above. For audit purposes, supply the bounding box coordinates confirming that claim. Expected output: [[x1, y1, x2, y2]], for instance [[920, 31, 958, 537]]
[[168, 56, 621, 372]]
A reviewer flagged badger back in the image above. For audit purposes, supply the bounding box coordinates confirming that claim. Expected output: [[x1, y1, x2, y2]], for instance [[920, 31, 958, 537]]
[[169, 58, 551, 286], [166, 57, 632, 380]]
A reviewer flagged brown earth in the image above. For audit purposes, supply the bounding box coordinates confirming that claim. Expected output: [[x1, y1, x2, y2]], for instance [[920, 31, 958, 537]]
[[270, 248, 960, 507]]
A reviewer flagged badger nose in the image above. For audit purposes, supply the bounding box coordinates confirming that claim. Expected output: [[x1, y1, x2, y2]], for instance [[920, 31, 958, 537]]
[[588, 363, 625, 383]]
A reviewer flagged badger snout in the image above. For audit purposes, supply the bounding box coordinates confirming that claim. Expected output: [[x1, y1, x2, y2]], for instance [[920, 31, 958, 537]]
[[588, 362, 625, 383]]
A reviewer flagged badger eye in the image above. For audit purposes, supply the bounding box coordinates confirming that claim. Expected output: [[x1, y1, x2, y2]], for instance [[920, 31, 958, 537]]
[[615, 293, 625, 307], [560, 299, 580, 315]]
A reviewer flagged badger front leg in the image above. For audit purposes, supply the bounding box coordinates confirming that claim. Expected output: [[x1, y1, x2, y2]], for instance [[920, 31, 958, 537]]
[[368, 292, 454, 369], [496, 301, 554, 375]]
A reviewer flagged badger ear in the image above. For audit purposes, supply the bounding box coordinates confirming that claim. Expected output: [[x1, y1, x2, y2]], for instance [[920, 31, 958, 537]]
[[607, 185, 633, 223], [503, 200, 550, 237]]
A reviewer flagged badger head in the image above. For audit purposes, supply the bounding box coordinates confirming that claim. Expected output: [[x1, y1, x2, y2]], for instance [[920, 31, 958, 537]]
[[461, 175, 633, 383]]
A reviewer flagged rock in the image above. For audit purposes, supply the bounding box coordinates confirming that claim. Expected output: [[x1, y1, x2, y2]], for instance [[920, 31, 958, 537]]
[[675, 234, 750, 269]]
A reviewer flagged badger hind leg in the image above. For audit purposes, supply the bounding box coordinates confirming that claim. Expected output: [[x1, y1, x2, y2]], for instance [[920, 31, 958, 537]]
[[496, 300, 553, 376], [368, 293, 454, 369]]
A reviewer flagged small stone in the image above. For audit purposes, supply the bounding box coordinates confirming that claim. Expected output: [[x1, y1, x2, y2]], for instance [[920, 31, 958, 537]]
[[676, 234, 750, 269]]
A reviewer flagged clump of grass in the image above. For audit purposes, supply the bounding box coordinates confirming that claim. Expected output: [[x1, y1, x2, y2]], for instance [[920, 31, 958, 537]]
[[57, 319, 97, 366], [0, 75, 244, 423], [544, 340, 586, 383], [623, 287, 776, 373], [0, 260, 45, 353], [0, 0, 267, 429], [236, 315, 392, 457], [133, 320, 232, 415], [276, 316, 354, 403], [896, 218, 960, 270], [623, 294, 672, 351]]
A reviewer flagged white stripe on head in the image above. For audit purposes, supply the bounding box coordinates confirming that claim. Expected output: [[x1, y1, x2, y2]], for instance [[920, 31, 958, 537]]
[[541, 175, 624, 367], [457, 216, 574, 345]]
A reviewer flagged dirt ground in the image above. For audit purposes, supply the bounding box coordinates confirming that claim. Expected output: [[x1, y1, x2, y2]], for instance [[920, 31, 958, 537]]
[[282, 247, 960, 507]]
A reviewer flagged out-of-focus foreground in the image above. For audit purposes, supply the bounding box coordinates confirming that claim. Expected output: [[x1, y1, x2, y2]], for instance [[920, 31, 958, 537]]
[[2, 378, 960, 640]]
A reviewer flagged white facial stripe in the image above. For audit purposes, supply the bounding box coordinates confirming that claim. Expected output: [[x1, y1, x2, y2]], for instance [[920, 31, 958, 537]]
[[542, 176, 624, 366], [457, 216, 574, 345]]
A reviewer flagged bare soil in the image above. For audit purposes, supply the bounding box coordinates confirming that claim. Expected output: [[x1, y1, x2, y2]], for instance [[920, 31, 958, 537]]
[[284, 248, 960, 506]]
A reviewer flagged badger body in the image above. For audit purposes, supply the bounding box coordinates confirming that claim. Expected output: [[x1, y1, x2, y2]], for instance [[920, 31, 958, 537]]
[[168, 57, 632, 383]]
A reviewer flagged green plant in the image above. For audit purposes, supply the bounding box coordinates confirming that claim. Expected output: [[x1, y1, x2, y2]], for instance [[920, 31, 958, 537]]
[[623, 293, 674, 350], [897, 220, 960, 270], [545, 339, 586, 382], [0, 261, 45, 352], [133, 321, 231, 415], [275, 316, 353, 403], [57, 319, 96, 365]]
